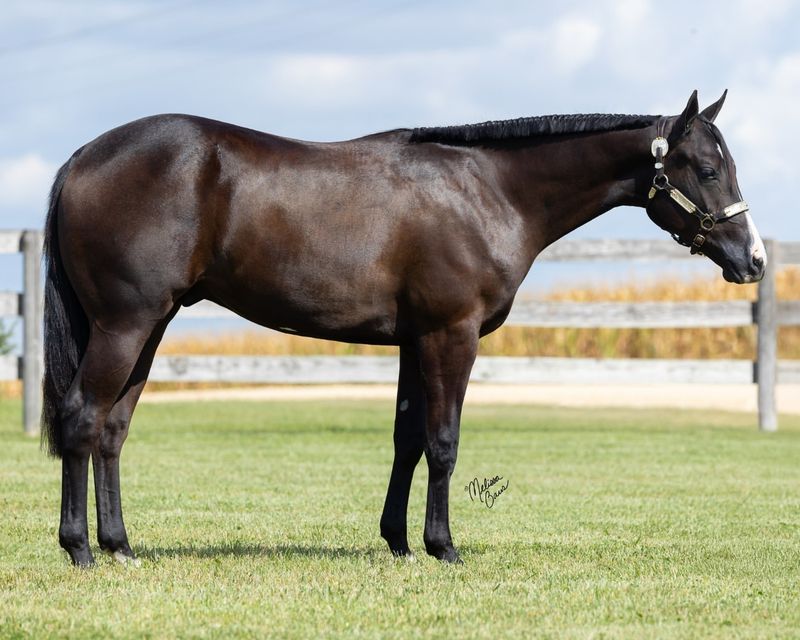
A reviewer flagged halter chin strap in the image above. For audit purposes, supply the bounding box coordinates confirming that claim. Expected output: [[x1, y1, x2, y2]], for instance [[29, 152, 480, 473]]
[[647, 119, 749, 255]]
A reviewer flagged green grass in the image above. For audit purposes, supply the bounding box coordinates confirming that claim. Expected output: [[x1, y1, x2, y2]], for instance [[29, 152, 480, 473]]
[[1, 398, 799, 639]]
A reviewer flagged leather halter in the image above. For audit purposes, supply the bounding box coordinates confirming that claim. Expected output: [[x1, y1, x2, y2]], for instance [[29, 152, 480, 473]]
[[647, 119, 748, 255]]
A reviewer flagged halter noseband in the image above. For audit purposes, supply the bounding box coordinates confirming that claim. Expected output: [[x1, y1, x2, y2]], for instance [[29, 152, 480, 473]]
[[647, 119, 748, 255]]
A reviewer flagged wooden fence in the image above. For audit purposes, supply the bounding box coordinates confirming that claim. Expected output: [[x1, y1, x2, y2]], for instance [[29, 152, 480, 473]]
[[0, 230, 43, 436], [2, 231, 798, 432]]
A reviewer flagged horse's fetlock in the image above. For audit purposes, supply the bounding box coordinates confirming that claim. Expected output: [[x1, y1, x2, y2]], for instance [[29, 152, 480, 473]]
[[380, 520, 405, 542], [59, 525, 88, 552], [423, 536, 447, 556], [98, 528, 129, 553]]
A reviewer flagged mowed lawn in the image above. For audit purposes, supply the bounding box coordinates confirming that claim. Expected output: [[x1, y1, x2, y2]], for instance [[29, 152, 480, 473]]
[[1, 397, 799, 639]]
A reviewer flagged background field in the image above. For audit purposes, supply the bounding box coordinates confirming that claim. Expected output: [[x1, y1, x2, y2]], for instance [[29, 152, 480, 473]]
[[2, 398, 799, 639]]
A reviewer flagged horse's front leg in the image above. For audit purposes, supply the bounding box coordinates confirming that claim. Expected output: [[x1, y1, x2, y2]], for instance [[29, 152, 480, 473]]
[[417, 321, 479, 564], [380, 345, 426, 557]]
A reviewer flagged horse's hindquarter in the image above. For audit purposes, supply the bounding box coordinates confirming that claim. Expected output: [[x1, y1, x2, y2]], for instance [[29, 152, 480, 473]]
[[58, 115, 218, 322]]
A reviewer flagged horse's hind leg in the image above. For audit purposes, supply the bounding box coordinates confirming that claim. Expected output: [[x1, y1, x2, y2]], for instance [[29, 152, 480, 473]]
[[59, 319, 159, 567], [380, 345, 426, 557], [92, 312, 175, 564]]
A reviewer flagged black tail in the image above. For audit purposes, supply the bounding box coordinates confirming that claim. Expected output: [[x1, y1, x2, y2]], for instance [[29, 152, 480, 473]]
[[41, 151, 88, 458]]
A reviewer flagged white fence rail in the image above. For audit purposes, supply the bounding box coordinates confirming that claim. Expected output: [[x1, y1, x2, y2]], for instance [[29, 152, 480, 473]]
[[2, 232, 796, 432], [151, 355, 760, 385]]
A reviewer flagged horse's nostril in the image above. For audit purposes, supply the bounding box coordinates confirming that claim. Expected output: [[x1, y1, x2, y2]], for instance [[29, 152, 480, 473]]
[[752, 253, 765, 272]]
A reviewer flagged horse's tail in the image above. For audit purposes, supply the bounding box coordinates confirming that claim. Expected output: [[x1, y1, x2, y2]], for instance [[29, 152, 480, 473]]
[[41, 150, 88, 458]]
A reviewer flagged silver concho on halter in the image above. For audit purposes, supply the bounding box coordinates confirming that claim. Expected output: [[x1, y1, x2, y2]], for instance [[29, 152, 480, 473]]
[[651, 136, 669, 166]]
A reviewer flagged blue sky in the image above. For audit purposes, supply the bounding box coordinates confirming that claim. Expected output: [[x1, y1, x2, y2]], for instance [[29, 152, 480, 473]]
[[1, 0, 799, 335]]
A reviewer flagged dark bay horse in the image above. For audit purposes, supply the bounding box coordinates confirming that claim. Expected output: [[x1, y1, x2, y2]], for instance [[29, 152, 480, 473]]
[[42, 90, 765, 566]]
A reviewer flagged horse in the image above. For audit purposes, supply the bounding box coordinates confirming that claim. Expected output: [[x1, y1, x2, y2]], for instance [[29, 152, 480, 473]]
[[41, 90, 765, 566]]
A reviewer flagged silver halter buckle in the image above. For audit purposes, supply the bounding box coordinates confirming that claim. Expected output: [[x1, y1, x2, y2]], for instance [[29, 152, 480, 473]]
[[650, 136, 669, 159]]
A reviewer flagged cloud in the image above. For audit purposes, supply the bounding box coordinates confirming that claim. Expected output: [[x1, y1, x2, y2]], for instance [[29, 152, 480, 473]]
[[500, 16, 602, 74], [261, 48, 486, 124], [722, 52, 800, 185], [612, 0, 650, 28], [550, 17, 602, 73], [268, 54, 366, 109], [735, 0, 794, 27], [0, 153, 57, 212], [260, 13, 606, 124]]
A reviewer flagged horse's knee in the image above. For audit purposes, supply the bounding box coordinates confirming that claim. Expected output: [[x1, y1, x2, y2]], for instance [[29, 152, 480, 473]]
[[425, 432, 459, 475]]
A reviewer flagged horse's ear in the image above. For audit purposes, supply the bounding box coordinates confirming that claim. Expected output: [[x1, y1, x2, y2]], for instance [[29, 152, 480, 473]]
[[671, 90, 699, 140], [699, 89, 727, 123]]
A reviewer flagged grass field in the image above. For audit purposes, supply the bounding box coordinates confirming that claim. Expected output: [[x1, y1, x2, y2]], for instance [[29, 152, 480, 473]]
[[2, 398, 800, 639]]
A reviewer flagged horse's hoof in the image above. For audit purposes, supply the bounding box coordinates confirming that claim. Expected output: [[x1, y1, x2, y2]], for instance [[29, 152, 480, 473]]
[[107, 549, 141, 567], [383, 534, 412, 559], [439, 549, 463, 564], [66, 548, 95, 568], [427, 546, 462, 564], [392, 550, 416, 562]]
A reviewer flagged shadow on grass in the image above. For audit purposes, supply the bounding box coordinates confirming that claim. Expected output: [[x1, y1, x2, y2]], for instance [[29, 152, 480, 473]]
[[138, 541, 386, 561], [138, 541, 504, 564]]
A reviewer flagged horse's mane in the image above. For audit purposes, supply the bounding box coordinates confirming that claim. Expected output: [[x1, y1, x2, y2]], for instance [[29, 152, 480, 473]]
[[409, 113, 659, 145]]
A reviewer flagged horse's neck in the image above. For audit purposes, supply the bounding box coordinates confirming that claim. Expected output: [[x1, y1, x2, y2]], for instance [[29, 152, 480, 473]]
[[495, 127, 654, 253]]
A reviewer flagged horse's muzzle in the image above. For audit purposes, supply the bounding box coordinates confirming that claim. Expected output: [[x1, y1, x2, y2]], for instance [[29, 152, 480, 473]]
[[723, 252, 766, 284]]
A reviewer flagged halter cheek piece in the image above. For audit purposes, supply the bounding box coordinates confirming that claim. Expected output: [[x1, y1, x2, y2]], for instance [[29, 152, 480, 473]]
[[647, 120, 748, 255]]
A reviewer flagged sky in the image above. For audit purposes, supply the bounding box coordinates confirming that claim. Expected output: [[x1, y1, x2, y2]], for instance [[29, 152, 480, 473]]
[[1, 0, 799, 337]]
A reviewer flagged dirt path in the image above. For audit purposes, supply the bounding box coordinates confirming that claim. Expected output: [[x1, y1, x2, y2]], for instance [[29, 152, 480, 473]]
[[140, 383, 800, 415]]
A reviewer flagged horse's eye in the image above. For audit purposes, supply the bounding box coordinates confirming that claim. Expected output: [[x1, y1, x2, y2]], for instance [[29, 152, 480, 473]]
[[699, 166, 717, 180]]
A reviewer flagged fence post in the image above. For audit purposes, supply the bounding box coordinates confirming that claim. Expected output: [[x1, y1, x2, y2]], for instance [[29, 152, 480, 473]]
[[21, 229, 43, 437], [756, 239, 778, 432]]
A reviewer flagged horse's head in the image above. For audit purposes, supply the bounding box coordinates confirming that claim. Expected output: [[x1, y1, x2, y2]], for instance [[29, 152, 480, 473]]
[[646, 90, 766, 283]]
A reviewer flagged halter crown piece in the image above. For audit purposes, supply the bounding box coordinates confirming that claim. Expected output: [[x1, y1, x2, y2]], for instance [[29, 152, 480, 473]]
[[647, 118, 749, 255]]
